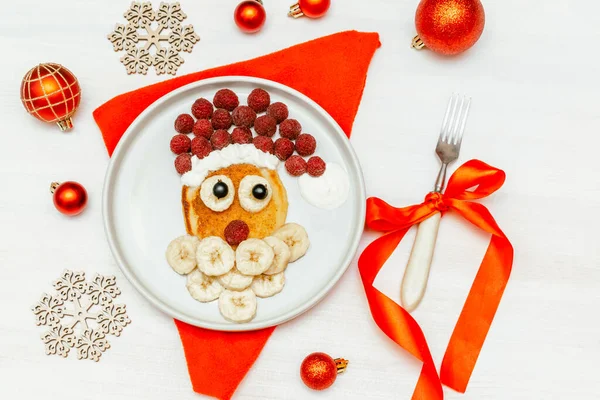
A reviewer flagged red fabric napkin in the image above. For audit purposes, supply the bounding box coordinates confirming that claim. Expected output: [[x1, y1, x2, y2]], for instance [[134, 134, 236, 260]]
[[94, 30, 380, 400]]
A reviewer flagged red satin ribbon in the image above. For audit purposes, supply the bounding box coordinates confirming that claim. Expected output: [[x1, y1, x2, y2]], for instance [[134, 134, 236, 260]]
[[358, 159, 513, 399]]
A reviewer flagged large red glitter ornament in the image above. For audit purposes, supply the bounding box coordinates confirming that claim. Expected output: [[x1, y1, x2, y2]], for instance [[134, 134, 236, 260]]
[[20, 63, 81, 131], [412, 0, 485, 55], [289, 0, 330, 19], [51, 182, 88, 216], [300, 352, 348, 391], [234, 0, 267, 33]]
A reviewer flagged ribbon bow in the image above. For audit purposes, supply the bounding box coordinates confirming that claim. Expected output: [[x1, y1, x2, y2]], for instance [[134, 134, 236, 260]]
[[358, 159, 513, 399]]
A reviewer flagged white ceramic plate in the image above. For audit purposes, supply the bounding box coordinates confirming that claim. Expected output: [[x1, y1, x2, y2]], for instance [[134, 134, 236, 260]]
[[103, 76, 365, 331]]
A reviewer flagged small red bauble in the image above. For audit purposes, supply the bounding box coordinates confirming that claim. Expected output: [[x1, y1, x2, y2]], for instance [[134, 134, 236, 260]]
[[20, 63, 81, 131], [412, 0, 485, 55], [289, 0, 330, 19], [234, 0, 267, 33], [300, 352, 348, 391], [51, 182, 88, 216]]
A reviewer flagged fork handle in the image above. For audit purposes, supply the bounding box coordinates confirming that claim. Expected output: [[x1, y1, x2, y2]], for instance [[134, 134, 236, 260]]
[[401, 212, 441, 312]]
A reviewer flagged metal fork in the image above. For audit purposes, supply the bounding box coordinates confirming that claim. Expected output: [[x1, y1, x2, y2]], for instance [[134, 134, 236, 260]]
[[400, 94, 471, 312]]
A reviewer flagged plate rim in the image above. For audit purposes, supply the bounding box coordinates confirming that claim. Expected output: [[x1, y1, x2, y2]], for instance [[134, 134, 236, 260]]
[[102, 76, 366, 332]]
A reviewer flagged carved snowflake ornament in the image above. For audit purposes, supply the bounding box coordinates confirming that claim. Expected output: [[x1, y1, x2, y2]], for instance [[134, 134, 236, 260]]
[[32, 270, 131, 361], [107, 2, 200, 75]]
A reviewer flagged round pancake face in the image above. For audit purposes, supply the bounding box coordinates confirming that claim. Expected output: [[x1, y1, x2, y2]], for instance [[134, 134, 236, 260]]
[[182, 163, 288, 243]]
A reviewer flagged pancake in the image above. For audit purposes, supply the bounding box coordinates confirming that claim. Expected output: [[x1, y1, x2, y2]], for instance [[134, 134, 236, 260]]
[[182, 163, 288, 243]]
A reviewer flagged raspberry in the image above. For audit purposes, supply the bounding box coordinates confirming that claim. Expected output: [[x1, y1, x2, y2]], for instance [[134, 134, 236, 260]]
[[267, 102, 289, 123], [253, 136, 274, 154], [211, 129, 231, 150], [247, 88, 271, 113], [285, 155, 307, 176], [191, 137, 212, 159], [232, 127, 253, 144], [170, 134, 191, 154], [213, 89, 239, 111], [224, 220, 250, 246], [191, 98, 213, 119], [273, 138, 294, 161], [211, 108, 232, 130], [192, 119, 214, 139], [174, 114, 194, 134], [295, 133, 316, 156], [232, 106, 257, 128], [174, 153, 192, 174], [254, 115, 277, 137], [279, 119, 302, 140], [307, 156, 326, 177]]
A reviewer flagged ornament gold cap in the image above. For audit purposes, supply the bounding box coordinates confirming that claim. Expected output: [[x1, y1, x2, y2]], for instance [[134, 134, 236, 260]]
[[288, 3, 304, 18], [255, 0, 263, 4], [412, 35, 425, 50], [56, 117, 74, 132], [334, 358, 349, 374], [50, 182, 61, 194]]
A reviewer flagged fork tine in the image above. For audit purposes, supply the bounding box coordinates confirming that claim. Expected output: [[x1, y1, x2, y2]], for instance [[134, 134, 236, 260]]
[[440, 94, 456, 142], [449, 95, 465, 144], [456, 96, 471, 146]]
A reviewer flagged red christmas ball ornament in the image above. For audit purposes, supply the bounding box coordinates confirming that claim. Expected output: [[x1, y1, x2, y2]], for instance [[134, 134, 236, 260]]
[[20, 63, 81, 131], [300, 352, 348, 391], [412, 0, 485, 55], [234, 0, 267, 33], [289, 0, 330, 19], [51, 182, 88, 216]]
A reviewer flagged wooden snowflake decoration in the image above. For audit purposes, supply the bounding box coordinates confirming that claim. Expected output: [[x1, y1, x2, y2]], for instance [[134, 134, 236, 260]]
[[32, 270, 131, 362], [107, 2, 200, 75]]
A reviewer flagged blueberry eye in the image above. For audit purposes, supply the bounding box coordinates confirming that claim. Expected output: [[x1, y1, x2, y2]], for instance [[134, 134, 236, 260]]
[[213, 181, 229, 199], [252, 184, 268, 200]]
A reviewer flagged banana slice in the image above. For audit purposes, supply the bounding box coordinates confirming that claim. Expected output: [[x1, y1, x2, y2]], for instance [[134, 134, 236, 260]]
[[272, 223, 310, 262], [238, 175, 272, 213], [218, 267, 253, 291], [235, 239, 274, 276], [251, 273, 285, 298], [186, 269, 223, 302], [218, 289, 257, 323], [196, 236, 235, 276], [166, 235, 200, 274], [263, 236, 291, 275]]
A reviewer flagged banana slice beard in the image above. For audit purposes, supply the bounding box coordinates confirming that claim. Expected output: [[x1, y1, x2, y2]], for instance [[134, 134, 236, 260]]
[[263, 236, 291, 275], [186, 269, 223, 302], [196, 236, 235, 276], [235, 239, 274, 276], [251, 273, 285, 298], [272, 223, 310, 262], [218, 267, 253, 290], [218, 289, 257, 323], [166, 235, 200, 274]]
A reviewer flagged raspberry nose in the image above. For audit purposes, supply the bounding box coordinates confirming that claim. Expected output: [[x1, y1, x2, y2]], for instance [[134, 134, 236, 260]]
[[224, 220, 250, 246]]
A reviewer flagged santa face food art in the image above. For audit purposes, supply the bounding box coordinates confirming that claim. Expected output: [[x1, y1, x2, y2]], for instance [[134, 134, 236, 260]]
[[166, 88, 348, 323]]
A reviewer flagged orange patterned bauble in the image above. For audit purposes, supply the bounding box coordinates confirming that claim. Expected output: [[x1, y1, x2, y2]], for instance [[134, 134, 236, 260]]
[[300, 352, 348, 391], [289, 0, 330, 19], [20, 63, 81, 131], [412, 0, 485, 55]]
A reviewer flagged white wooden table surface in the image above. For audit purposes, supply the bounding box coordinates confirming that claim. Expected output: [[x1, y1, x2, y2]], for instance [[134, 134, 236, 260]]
[[1, 0, 599, 399]]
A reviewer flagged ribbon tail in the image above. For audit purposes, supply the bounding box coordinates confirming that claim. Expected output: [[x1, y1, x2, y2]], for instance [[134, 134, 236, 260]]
[[440, 233, 513, 392], [359, 230, 444, 400]]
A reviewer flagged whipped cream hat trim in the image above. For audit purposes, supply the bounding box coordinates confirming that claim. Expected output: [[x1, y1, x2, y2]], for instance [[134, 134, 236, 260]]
[[181, 144, 280, 187]]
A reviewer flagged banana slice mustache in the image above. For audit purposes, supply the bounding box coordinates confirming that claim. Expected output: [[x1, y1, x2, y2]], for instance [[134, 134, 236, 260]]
[[218, 288, 257, 323], [186, 269, 223, 302], [272, 223, 310, 263], [235, 238, 275, 276], [196, 236, 235, 276], [166, 235, 200, 275]]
